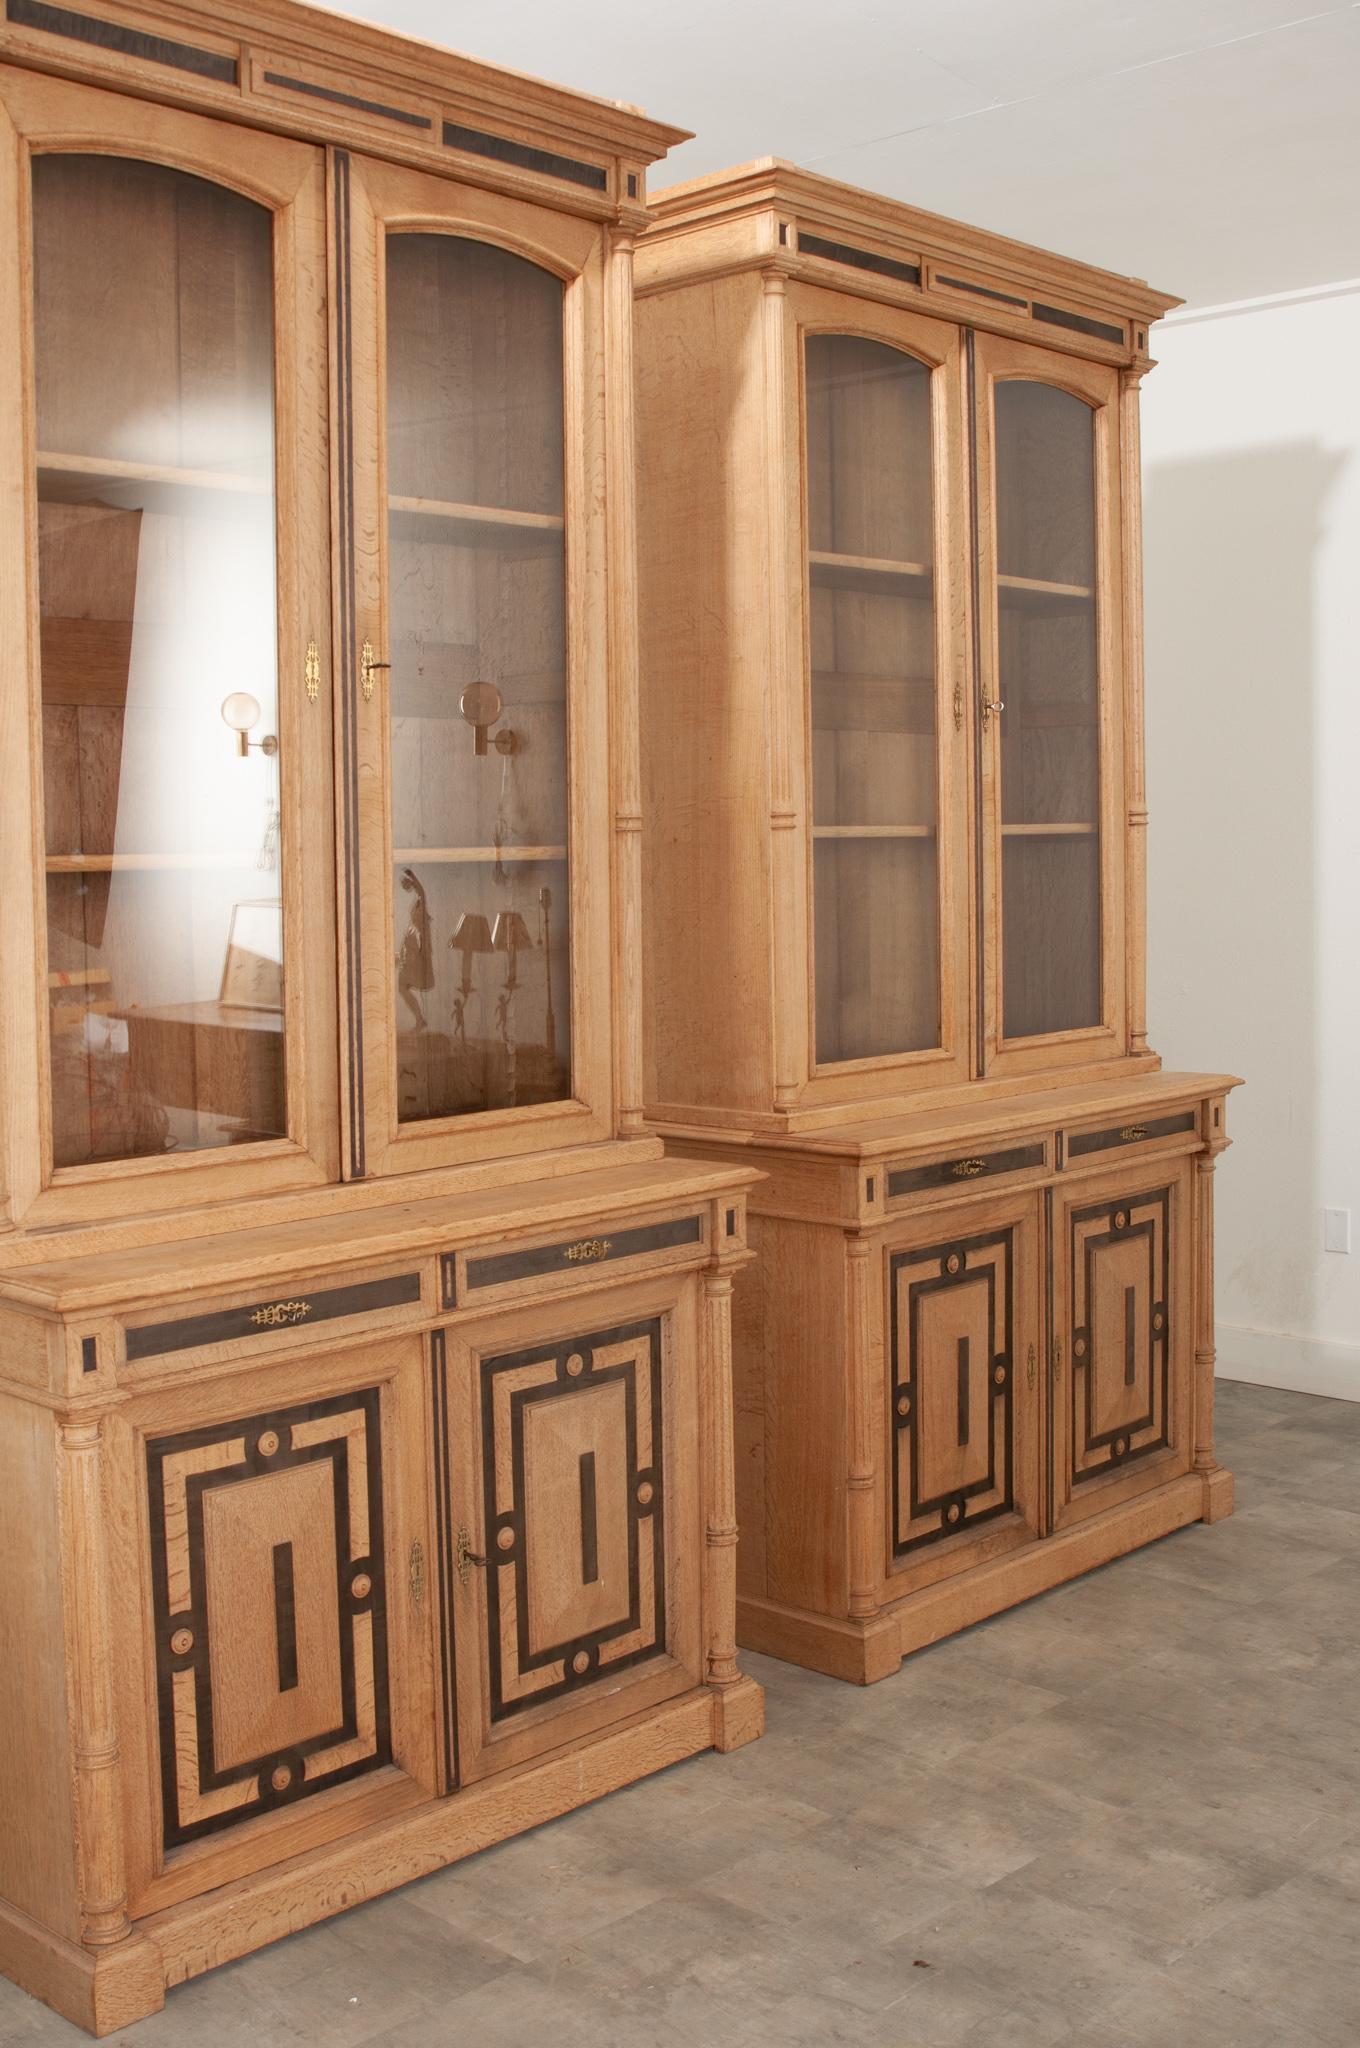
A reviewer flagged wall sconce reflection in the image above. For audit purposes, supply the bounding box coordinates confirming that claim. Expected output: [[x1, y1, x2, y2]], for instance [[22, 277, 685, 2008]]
[[221, 691, 278, 758]]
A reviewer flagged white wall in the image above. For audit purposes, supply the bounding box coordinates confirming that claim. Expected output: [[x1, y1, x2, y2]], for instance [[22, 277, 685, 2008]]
[[1141, 283, 1360, 1398]]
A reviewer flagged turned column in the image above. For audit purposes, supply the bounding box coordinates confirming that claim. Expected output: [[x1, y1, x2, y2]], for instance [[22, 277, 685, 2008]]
[[845, 1234, 880, 1622], [604, 221, 646, 1136], [700, 1269, 741, 1687], [60, 1418, 131, 1950]]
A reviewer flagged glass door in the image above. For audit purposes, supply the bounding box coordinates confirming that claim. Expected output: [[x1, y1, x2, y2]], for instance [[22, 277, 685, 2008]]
[[342, 156, 613, 1178], [793, 292, 971, 1101], [0, 72, 336, 1226], [973, 333, 1125, 1076]]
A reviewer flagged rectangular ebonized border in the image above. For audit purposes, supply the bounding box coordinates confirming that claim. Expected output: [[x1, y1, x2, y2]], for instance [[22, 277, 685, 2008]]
[[126, 1272, 421, 1361], [6, 0, 237, 80], [465, 1214, 702, 1291], [887, 1143, 1046, 1199], [481, 1316, 666, 1723], [799, 230, 921, 288], [442, 120, 607, 191], [1065, 1112, 1197, 1161], [146, 1387, 391, 1847], [890, 1228, 1015, 1559]]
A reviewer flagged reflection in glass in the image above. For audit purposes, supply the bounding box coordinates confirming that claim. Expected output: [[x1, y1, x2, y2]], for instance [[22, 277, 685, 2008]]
[[32, 156, 284, 1167], [805, 335, 940, 1064], [385, 234, 571, 1122], [993, 381, 1101, 1039]]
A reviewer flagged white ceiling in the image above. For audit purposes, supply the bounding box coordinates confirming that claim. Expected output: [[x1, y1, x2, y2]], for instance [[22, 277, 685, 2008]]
[[325, 0, 1360, 307]]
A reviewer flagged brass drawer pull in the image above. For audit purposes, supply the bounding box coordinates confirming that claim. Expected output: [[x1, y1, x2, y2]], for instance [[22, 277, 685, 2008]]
[[1120, 1124, 1148, 1143], [250, 1299, 313, 1328], [951, 1158, 987, 1179], [563, 1238, 612, 1264]]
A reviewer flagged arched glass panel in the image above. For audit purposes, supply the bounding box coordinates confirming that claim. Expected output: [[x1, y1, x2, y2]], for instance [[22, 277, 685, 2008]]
[[384, 234, 570, 1121], [805, 334, 940, 1065], [993, 381, 1101, 1039], [32, 155, 283, 1167]]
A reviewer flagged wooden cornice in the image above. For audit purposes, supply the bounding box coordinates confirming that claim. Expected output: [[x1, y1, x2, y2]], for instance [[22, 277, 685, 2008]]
[[638, 156, 1181, 351]]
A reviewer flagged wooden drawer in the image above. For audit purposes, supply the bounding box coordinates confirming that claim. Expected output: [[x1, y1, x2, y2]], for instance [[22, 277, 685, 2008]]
[[1060, 1109, 1200, 1171], [884, 1137, 1051, 1207], [120, 1263, 430, 1373], [442, 1207, 710, 1310]]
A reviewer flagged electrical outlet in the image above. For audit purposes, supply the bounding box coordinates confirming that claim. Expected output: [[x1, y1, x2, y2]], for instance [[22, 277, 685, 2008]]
[[1324, 1208, 1351, 1255]]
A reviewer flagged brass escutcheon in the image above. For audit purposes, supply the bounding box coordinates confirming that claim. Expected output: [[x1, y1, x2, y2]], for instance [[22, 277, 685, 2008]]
[[563, 1238, 611, 1264], [251, 1300, 312, 1328]]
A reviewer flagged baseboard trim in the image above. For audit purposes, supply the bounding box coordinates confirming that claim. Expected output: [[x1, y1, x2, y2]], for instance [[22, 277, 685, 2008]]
[[1217, 1322, 1360, 1404]]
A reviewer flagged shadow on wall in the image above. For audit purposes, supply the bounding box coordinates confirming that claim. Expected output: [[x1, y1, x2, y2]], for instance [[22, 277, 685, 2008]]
[[1142, 441, 1344, 1351]]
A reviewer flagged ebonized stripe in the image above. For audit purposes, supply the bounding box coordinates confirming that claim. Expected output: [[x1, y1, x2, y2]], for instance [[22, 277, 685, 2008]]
[[965, 327, 986, 1078], [272, 1542, 299, 1692], [332, 151, 366, 1179], [887, 1143, 1046, 1198], [1033, 301, 1125, 347], [939, 273, 1028, 308], [1065, 1111, 1197, 1159], [80, 1335, 98, 1374], [262, 70, 430, 128], [578, 1451, 599, 1586], [125, 1272, 420, 1361], [442, 120, 606, 191], [5, 0, 237, 80], [957, 1336, 970, 1447], [1124, 1285, 1137, 1387], [465, 1214, 702, 1291], [799, 230, 920, 288], [430, 1330, 459, 1790]]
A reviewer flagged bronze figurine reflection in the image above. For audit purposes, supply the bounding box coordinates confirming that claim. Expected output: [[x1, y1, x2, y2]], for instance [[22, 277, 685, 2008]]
[[396, 867, 434, 1029]]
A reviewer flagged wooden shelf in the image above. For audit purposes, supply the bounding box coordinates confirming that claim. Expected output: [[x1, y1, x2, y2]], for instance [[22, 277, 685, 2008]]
[[813, 825, 935, 840], [809, 549, 933, 593], [37, 450, 269, 511], [996, 572, 1094, 607], [393, 845, 567, 864], [388, 496, 564, 549], [1001, 823, 1097, 838], [46, 852, 261, 872]]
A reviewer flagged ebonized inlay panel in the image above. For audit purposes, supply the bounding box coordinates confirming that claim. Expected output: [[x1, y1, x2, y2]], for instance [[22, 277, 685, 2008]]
[[6, 0, 237, 80]]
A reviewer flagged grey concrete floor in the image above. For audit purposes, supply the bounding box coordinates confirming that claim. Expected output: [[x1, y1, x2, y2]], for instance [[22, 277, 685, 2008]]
[[2, 1380, 1357, 2048]]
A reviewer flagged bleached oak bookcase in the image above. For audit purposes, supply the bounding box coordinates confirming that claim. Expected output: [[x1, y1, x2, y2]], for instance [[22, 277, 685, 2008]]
[[0, 2, 762, 2032], [634, 160, 1240, 1685]]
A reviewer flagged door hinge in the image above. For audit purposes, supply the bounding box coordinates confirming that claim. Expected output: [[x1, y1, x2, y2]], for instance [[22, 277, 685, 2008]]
[[409, 1538, 425, 1608], [1027, 1343, 1036, 1390], [1051, 1337, 1062, 1384]]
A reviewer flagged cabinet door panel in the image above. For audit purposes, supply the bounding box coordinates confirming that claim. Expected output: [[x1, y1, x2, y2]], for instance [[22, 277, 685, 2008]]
[[787, 281, 973, 1107], [1052, 1164, 1192, 1530], [885, 1195, 1041, 1597], [973, 331, 1126, 1079], [112, 1337, 436, 1912], [0, 67, 337, 1228], [441, 1278, 702, 1784], [338, 152, 613, 1181]]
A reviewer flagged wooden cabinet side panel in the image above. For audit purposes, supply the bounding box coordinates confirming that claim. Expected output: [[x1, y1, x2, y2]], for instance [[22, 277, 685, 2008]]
[[636, 272, 776, 1118], [0, 1391, 80, 1939], [733, 1215, 847, 1617]]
